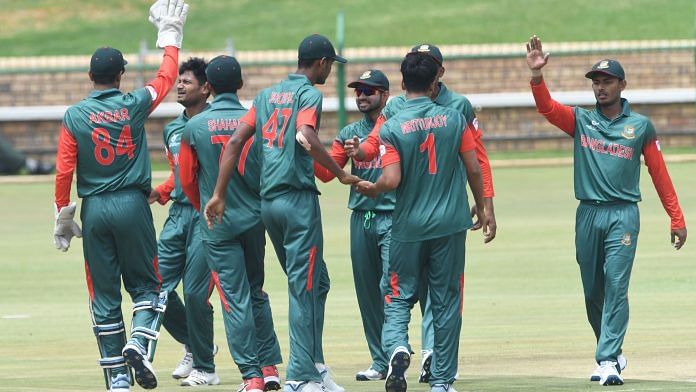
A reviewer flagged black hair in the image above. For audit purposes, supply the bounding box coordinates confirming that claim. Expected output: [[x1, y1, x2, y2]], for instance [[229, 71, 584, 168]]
[[298, 58, 319, 69], [210, 81, 240, 95], [400, 53, 439, 93], [179, 57, 208, 85], [91, 71, 121, 85]]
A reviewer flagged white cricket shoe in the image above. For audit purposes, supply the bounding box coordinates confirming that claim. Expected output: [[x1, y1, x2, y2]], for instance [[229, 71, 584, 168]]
[[598, 360, 624, 386], [419, 349, 433, 383], [172, 346, 193, 379], [110, 372, 131, 392], [180, 369, 220, 386], [590, 354, 626, 382], [283, 381, 327, 392], [355, 367, 385, 381], [386, 347, 411, 392], [431, 383, 457, 392], [316, 364, 344, 392]]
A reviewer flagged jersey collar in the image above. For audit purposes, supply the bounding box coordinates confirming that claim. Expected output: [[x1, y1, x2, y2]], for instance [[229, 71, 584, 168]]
[[595, 98, 631, 121], [433, 82, 450, 106], [210, 93, 244, 109], [288, 73, 311, 85], [403, 96, 432, 107], [87, 88, 121, 99]]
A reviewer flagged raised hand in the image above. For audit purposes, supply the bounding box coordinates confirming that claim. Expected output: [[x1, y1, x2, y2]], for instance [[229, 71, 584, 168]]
[[150, 0, 189, 49], [526, 35, 550, 72]]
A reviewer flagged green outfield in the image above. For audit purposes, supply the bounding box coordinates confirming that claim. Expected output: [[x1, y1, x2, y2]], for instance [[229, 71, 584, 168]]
[[1, 0, 694, 56], [1, 161, 695, 391]]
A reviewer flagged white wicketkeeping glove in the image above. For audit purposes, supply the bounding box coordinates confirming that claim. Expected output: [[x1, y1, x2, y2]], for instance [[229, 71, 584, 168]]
[[149, 0, 189, 49], [54, 202, 82, 252]]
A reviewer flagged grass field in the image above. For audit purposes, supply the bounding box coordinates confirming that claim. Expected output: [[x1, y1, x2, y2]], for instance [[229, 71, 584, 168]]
[[1, 161, 695, 391], [1, 0, 694, 56]]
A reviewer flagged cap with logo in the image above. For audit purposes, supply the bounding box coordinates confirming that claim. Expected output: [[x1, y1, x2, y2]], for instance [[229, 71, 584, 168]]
[[585, 59, 625, 80], [206, 55, 242, 90], [410, 44, 443, 66], [90, 47, 127, 76], [347, 69, 389, 90], [298, 34, 347, 63]]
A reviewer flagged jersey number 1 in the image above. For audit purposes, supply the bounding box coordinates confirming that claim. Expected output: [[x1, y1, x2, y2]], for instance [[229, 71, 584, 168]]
[[419, 133, 437, 174], [92, 126, 135, 166], [261, 108, 293, 148]]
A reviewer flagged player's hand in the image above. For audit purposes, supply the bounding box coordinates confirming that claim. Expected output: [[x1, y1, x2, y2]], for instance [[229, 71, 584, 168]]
[[474, 208, 492, 243], [338, 171, 361, 185], [204, 194, 225, 229], [526, 35, 550, 72], [671, 227, 687, 250], [53, 202, 82, 252], [355, 180, 378, 198], [482, 208, 497, 243], [148, 188, 160, 204], [344, 136, 362, 159], [470, 204, 482, 230], [150, 0, 189, 49]]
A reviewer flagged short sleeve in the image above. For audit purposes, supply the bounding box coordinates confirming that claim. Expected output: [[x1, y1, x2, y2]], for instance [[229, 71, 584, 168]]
[[182, 119, 196, 147], [296, 88, 323, 129], [643, 120, 657, 146], [379, 121, 400, 166]]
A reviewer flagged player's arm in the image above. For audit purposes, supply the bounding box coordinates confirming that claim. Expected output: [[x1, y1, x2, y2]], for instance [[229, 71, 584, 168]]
[[299, 125, 357, 184], [460, 125, 492, 242], [526, 35, 575, 136], [468, 121, 497, 241], [355, 140, 401, 198], [145, 0, 189, 111], [313, 139, 349, 183], [642, 135, 687, 249], [204, 109, 257, 228], [345, 114, 385, 161], [150, 148, 175, 204], [178, 139, 200, 211], [53, 123, 82, 251]]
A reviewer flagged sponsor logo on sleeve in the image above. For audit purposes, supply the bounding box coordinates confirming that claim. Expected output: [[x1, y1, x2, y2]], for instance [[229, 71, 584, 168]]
[[379, 144, 386, 157], [621, 233, 632, 246]]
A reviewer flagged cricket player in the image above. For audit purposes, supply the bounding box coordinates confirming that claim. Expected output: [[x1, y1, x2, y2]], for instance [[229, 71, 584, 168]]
[[148, 57, 220, 386], [313, 69, 392, 382], [526, 35, 687, 386], [346, 44, 497, 383], [178, 55, 283, 392], [204, 34, 358, 392], [52, 1, 189, 391], [356, 51, 490, 392]]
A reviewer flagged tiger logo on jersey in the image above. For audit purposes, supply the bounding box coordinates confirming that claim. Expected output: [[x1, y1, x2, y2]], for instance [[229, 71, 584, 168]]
[[622, 125, 635, 139], [621, 233, 632, 246]]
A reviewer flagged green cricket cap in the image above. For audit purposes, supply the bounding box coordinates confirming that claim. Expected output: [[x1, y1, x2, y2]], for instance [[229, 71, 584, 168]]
[[347, 69, 389, 90], [206, 55, 242, 90], [90, 47, 127, 76], [410, 44, 443, 66], [298, 34, 347, 63], [585, 59, 625, 80]]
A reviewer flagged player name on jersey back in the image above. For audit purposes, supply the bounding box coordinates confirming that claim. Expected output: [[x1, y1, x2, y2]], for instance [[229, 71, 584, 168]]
[[400, 114, 448, 134], [89, 108, 131, 124], [208, 118, 240, 131], [268, 92, 294, 105]]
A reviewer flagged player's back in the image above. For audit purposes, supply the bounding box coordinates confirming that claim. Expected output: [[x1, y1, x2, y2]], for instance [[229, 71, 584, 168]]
[[380, 96, 473, 241], [251, 74, 323, 200], [185, 93, 261, 239], [64, 87, 153, 197]]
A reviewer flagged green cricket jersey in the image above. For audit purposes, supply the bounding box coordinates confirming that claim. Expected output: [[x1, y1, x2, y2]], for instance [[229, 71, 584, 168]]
[[380, 96, 473, 241], [242, 74, 323, 200], [163, 110, 195, 204], [182, 93, 261, 241], [382, 83, 475, 124], [62, 88, 153, 197], [336, 117, 395, 211], [573, 99, 655, 202]]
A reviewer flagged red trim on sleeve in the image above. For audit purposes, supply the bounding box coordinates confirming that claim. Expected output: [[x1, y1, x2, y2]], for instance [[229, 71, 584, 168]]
[[459, 124, 476, 153], [470, 122, 495, 197], [643, 139, 686, 229], [296, 107, 318, 129], [240, 106, 256, 128], [154, 150, 175, 205], [530, 79, 576, 136], [146, 46, 179, 112], [54, 125, 77, 209], [380, 144, 401, 167], [314, 140, 349, 183], [178, 140, 201, 211], [360, 114, 385, 161]]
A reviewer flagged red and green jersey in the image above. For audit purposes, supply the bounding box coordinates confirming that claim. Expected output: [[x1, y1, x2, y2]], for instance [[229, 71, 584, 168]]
[[179, 93, 261, 241], [54, 46, 179, 208], [240, 74, 322, 200], [379, 96, 476, 241], [314, 116, 396, 211], [531, 79, 685, 229], [362, 83, 494, 197], [62, 87, 154, 197], [154, 110, 195, 205]]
